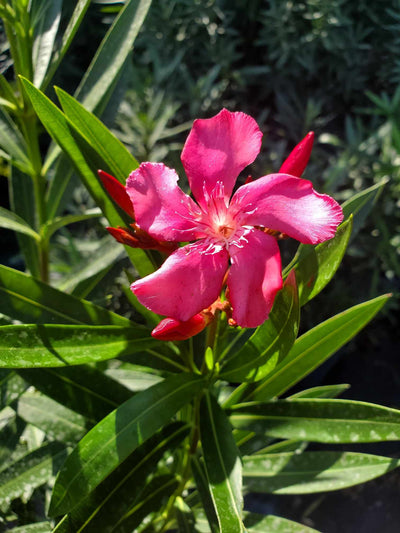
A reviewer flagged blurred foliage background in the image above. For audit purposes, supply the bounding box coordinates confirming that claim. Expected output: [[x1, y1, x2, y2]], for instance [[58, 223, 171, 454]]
[[1, 0, 400, 529]]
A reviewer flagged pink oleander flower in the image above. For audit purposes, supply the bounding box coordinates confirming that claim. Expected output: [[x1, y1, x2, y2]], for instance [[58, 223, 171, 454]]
[[126, 109, 343, 328]]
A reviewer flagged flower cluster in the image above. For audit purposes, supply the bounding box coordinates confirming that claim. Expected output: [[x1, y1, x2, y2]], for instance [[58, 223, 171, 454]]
[[101, 109, 343, 338]]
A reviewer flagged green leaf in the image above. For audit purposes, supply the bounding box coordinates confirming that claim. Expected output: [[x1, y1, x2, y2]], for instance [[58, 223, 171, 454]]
[[53, 423, 189, 532], [0, 106, 31, 171], [56, 87, 139, 180], [18, 366, 132, 423], [0, 442, 67, 509], [16, 392, 87, 444], [8, 523, 52, 532], [49, 373, 204, 516], [20, 77, 153, 276], [0, 206, 40, 240], [342, 179, 387, 238], [31, 0, 62, 87], [191, 456, 219, 533], [288, 384, 350, 399], [113, 474, 179, 532], [0, 264, 130, 326], [247, 294, 389, 402], [243, 451, 400, 495], [230, 399, 400, 443], [286, 217, 352, 307], [9, 166, 41, 277], [41, 0, 92, 91], [220, 271, 299, 382], [244, 513, 321, 532], [55, 236, 124, 298], [74, 0, 153, 113], [200, 392, 245, 532], [41, 208, 102, 241], [0, 369, 28, 409], [0, 324, 157, 368]]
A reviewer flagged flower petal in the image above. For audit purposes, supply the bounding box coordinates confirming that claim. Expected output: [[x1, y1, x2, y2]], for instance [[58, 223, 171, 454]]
[[232, 173, 343, 244], [181, 108, 263, 206], [228, 230, 282, 328], [126, 163, 200, 242], [131, 242, 229, 321]]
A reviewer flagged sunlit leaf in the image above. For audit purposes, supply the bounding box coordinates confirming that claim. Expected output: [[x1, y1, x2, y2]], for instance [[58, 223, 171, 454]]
[[243, 451, 400, 495], [220, 271, 299, 382], [200, 392, 245, 532], [0, 324, 157, 368], [230, 398, 400, 443], [247, 294, 389, 401]]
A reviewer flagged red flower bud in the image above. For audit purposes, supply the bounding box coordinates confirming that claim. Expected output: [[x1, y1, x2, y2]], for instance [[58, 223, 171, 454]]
[[151, 312, 213, 341], [279, 131, 314, 177], [106, 225, 177, 254], [98, 170, 135, 219]]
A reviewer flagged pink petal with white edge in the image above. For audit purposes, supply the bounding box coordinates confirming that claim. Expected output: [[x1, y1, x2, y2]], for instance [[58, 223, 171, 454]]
[[131, 242, 229, 321], [228, 229, 283, 328], [126, 163, 200, 242], [181, 109, 263, 206], [232, 173, 343, 244]]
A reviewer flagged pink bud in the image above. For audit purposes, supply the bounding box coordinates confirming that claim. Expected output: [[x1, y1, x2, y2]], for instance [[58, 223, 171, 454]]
[[151, 313, 212, 341], [98, 170, 135, 219], [279, 131, 314, 177]]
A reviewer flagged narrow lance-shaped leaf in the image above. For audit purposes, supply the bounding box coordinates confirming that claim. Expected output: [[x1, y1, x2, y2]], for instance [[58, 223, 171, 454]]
[[0, 324, 158, 368], [220, 270, 299, 382], [74, 0, 152, 112], [242, 451, 400, 495], [41, 0, 92, 91], [244, 513, 321, 533], [285, 217, 352, 307], [0, 106, 31, 171], [230, 398, 400, 443], [200, 392, 245, 532], [56, 86, 138, 180], [247, 294, 389, 402], [0, 207, 40, 240], [17, 392, 87, 445], [49, 373, 205, 516], [20, 77, 154, 276], [53, 423, 189, 533], [342, 179, 387, 239], [31, 0, 62, 87], [9, 166, 41, 277], [0, 442, 67, 509], [18, 365, 133, 423], [0, 264, 131, 326]]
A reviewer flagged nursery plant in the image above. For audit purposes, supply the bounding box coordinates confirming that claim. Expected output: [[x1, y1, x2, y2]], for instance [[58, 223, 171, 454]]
[[0, 1, 398, 532]]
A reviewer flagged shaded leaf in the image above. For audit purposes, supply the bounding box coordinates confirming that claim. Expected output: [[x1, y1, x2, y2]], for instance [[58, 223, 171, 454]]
[[54, 423, 189, 532], [0, 207, 40, 240], [0, 442, 67, 510], [0, 264, 131, 326], [16, 392, 87, 444], [18, 365, 133, 422], [32, 0, 62, 87], [49, 373, 204, 516]]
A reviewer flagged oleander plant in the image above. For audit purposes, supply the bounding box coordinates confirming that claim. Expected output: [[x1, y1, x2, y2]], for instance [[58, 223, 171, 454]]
[[0, 1, 399, 532]]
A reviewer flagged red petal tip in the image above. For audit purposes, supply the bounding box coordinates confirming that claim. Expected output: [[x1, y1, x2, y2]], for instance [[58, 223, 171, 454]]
[[279, 131, 314, 177], [98, 169, 135, 219]]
